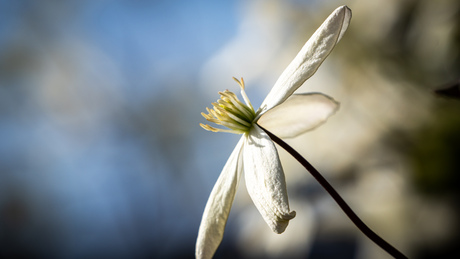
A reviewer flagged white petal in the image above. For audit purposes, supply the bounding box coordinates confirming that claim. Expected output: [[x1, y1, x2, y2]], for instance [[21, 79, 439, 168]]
[[258, 6, 351, 116], [196, 137, 245, 259], [257, 93, 339, 138], [243, 125, 296, 234]]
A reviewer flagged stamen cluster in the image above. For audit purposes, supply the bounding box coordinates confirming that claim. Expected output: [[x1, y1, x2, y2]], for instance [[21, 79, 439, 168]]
[[200, 78, 256, 134]]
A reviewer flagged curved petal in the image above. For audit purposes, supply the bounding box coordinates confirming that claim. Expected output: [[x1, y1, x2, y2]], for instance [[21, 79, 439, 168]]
[[257, 93, 339, 138], [196, 136, 245, 259], [243, 125, 296, 234], [257, 6, 351, 117]]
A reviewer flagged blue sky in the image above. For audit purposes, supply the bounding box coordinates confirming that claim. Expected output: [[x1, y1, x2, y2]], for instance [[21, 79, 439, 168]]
[[0, 1, 243, 257]]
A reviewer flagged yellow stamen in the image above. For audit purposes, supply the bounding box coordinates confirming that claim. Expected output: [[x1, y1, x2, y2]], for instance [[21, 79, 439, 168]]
[[200, 77, 256, 134]]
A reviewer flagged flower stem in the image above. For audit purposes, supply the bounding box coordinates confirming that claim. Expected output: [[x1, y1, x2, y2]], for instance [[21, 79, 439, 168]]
[[259, 125, 408, 259]]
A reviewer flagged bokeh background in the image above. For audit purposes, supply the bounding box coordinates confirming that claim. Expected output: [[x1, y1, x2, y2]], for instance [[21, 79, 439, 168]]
[[0, 0, 459, 258]]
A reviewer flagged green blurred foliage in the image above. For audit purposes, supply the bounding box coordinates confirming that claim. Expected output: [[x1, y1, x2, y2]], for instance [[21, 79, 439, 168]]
[[410, 99, 460, 197]]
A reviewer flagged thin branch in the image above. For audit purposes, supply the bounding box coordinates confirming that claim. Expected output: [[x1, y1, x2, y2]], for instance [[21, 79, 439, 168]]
[[259, 125, 408, 259]]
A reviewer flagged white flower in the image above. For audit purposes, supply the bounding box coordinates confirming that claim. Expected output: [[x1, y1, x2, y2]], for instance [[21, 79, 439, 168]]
[[197, 6, 351, 259]]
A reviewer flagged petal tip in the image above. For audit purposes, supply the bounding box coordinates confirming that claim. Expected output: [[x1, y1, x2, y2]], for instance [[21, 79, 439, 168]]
[[273, 210, 297, 234], [337, 5, 352, 15]]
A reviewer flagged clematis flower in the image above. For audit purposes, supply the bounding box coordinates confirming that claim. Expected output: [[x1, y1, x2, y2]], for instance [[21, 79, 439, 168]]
[[197, 6, 351, 259]]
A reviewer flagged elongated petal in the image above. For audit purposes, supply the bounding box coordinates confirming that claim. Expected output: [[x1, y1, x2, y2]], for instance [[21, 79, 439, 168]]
[[196, 137, 245, 259], [243, 125, 296, 233], [257, 93, 339, 138], [258, 6, 351, 116]]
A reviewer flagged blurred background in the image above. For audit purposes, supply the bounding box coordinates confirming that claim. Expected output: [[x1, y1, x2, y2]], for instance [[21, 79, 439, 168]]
[[0, 0, 459, 258]]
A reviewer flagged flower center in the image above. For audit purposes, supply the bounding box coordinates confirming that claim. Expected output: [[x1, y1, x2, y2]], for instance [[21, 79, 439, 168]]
[[200, 77, 256, 134]]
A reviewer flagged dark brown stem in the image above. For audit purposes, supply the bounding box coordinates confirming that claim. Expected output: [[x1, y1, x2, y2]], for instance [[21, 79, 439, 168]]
[[259, 125, 408, 259]]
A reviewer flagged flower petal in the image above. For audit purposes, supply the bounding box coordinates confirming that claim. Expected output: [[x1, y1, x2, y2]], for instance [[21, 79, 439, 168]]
[[196, 137, 245, 259], [243, 125, 296, 234], [257, 93, 339, 138], [257, 6, 351, 116]]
